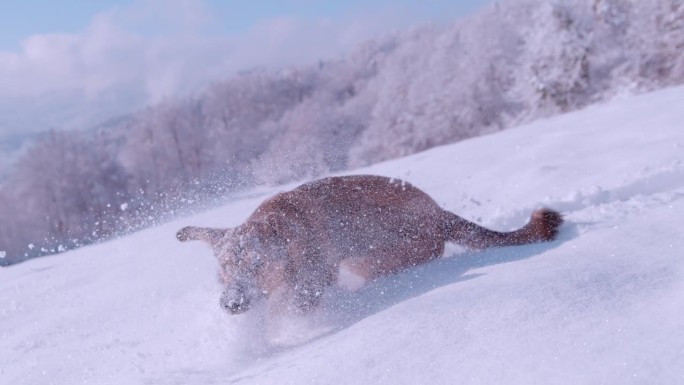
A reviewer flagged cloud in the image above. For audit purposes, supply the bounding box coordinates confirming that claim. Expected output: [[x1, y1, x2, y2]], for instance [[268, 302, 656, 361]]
[[1, 0, 207, 100], [0, 0, 454, 136]]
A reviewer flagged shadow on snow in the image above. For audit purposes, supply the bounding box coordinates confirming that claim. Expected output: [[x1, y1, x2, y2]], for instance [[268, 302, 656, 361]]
[[319, 220, 578, 334]]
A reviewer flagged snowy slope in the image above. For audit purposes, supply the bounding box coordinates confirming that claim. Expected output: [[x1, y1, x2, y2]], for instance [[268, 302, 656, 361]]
[[2, 85, 684, 384]]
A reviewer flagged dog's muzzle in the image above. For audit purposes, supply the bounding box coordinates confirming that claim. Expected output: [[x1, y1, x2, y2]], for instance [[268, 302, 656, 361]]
[[220, 288, 250, 314]]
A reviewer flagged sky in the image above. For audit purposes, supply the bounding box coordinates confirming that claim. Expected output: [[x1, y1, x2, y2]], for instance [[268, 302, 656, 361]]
[[0, 0, 492, 138], [0, 1, 491, 50]]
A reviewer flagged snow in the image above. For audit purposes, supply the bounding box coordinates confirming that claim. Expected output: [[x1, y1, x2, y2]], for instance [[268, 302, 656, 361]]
[[2, 85, 684, 384]]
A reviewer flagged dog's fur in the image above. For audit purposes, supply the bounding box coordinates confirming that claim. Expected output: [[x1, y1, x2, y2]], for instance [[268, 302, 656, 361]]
[[177, 175, 562, 315]]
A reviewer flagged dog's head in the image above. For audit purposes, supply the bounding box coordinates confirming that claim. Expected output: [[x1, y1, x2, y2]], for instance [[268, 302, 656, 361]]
[[177, 219, 280, 314]]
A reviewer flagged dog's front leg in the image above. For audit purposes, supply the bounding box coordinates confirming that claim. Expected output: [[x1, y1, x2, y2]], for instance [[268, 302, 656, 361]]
[[283, 238, 335, 314]]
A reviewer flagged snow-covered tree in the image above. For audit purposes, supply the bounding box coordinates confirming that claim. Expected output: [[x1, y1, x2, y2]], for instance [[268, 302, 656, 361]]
[[0, 130, 130, 259], [636, 0, 684, 84], [513, 1, 593, 117]]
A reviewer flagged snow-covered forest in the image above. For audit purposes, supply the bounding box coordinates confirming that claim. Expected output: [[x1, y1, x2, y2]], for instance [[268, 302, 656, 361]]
[[1, 0, 684, 264]]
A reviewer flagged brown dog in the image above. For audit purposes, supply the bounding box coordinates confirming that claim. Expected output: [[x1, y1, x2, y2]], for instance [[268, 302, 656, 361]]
[[177, 175, 562, 315]]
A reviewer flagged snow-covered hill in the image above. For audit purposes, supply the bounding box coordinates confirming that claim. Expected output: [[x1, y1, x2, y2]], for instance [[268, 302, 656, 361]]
[[2, 85, 684, 384]]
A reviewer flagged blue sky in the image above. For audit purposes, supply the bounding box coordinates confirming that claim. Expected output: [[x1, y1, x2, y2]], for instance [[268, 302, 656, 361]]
[[0, 1, 125, 50], [0, 1, 490, 51]]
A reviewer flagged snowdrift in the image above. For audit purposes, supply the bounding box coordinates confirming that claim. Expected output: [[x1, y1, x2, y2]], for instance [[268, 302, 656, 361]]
[[2, 86, 684, 384]]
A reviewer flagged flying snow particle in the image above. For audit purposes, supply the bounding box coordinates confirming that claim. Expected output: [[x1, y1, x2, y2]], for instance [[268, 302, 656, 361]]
[[28, 244, 34, 250], [120, 203, 129, 211], [0, 251, 6, 259]]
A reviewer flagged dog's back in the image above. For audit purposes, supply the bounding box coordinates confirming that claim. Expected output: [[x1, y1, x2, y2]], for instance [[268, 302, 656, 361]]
[[249, 175, 449, 279]]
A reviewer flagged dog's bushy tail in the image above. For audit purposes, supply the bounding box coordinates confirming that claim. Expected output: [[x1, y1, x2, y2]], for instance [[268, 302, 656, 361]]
[[441, 208, 563, 249], [522, 208, 564, 243]]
